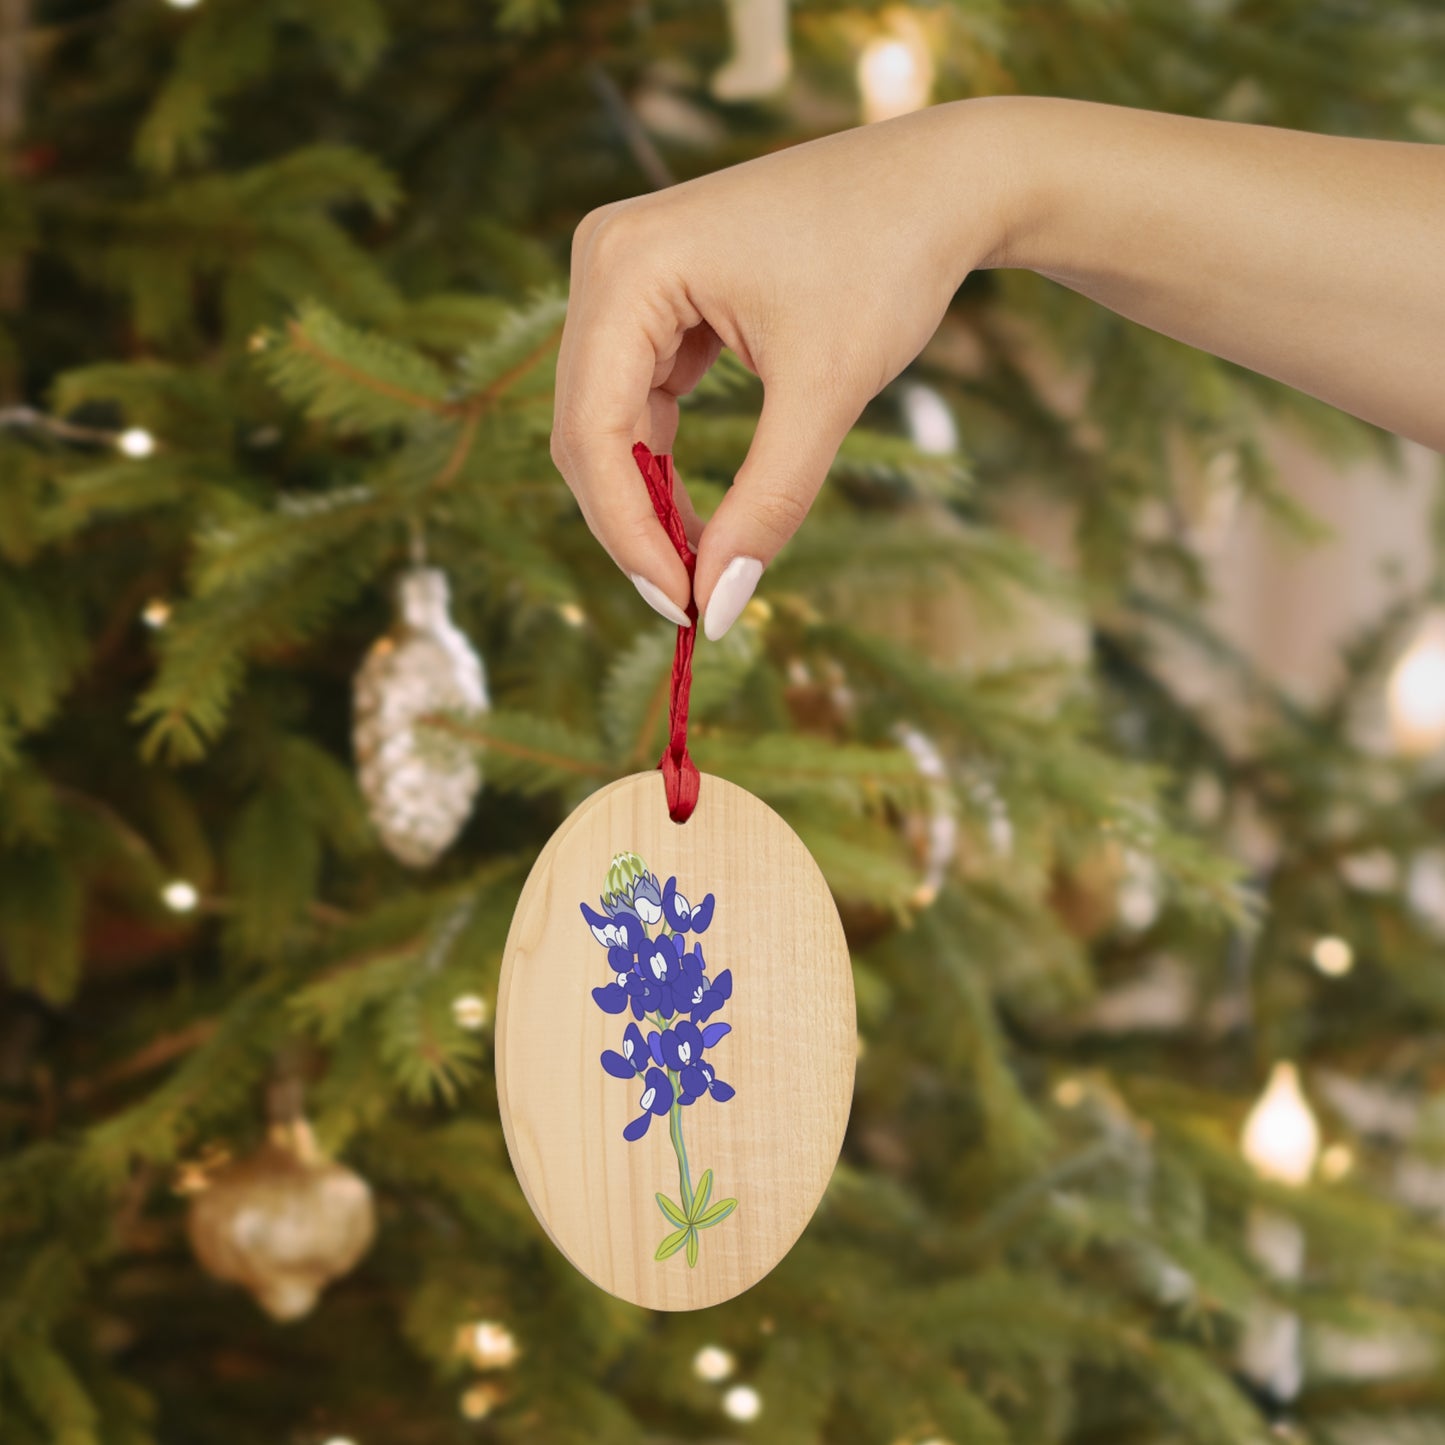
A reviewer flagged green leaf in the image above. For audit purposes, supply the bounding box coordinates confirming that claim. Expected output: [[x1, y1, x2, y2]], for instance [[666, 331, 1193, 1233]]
[[685, 1227, 699, 1268], [693, 1198, 738, 1230], [688, 1169, 713, 1221], [654, 1227, 690, 1261], [258, 301, 451, 435], [656, 1192, 688, 1227]]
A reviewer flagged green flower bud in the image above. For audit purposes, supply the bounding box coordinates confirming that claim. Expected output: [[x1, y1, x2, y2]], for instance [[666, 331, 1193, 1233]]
[[605, 850, 650, 907]]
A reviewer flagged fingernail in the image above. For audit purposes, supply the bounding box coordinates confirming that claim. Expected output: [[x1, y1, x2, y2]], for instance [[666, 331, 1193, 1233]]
[[703, 556, 763, 642], [630, 573, 692, 628]]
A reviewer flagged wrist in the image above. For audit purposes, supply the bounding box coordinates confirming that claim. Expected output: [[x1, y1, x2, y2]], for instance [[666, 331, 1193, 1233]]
[[942, 95, 1068, 275]]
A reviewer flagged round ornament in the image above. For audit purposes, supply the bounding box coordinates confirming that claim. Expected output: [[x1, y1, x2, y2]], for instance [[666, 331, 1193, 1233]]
[[496, 770, 855, 1311], [186, 1120, 375, 1321]]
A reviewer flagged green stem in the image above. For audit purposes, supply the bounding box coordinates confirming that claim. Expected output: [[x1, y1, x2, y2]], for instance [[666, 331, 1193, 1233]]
[[650, 1007, 693, 1213], [669, 1090, 693, 1215]]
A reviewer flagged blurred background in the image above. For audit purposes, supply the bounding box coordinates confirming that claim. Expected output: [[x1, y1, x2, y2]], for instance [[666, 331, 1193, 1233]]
[[2, 1, 1444, 1442]]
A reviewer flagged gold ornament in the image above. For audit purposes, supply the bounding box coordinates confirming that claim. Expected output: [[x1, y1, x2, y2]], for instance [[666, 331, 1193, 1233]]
[[187, 1120, 376, 1322], [353, 566, 489, 868], [782, 659, 958, 932]]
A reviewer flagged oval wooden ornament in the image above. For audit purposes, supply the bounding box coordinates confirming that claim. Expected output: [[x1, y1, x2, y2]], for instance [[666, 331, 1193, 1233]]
[[497, 771, 855, 1310]]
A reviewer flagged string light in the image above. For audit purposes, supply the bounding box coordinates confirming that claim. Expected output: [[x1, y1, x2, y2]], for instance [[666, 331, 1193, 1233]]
[[1310, 935, 1354, 977], [459, 1385, 496, 1421], [898, 382, 959, 456], [166, 0, 204, 9], [320, 1438, 357, 1445], [1387, 615, 1445, 757], [556, 602, 586, 627], [451, 994, 489, 1031], [1320, 1143, 1355, 1181], [460, 1320, 519, 1370], [117, 426, 156, 458], [722, 1384, 762, 1422], [1116, 851, 1162, 933], [857, 14, 933, 124], [161, 880, 200, 913], [1241, 1062, 1320, 1187], [141, 598, 172, 629], [1053, 1077, 1084, 1109], [693, 1344, 735, 1382]]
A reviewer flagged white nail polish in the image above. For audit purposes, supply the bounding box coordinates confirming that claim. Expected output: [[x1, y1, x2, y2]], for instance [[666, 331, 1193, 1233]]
[[703, 556, 763, 642], [630, 573, 692, 628]]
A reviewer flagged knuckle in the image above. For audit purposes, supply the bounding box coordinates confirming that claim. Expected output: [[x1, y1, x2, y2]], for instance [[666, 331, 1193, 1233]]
[[549, 418, 579, 470], [571, 200, 641, 273], [749, 485, 811, 540]]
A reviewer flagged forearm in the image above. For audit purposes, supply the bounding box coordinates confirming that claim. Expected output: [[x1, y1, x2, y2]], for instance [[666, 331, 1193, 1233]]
[[963, 96, 1445, 449]]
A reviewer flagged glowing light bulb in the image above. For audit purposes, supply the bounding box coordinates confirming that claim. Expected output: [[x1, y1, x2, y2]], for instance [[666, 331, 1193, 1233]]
[[1320, 1143, 1354, 1181], [722, 1384, 762, 1422], [167, 0, 203, 9], [161, 880, 199, 913], [898, 382, 958, 456], [451, 994, 489, 1031], [1053, 1077, 1084, 1109], [857, 24, 932, 124], [141, 598, 172, 629], [693, 1345, 735, 1382], [1241, 1062, 1320, 1186], [459, 1385, 495, 1420], [117, 427, 156, 458], [321, 1438, 357, 1445], [1388, 617, 1445, 757], [556, 602, 586, 627], [462, 1320, 519, 1369], [1310, 935, 1354, 977]]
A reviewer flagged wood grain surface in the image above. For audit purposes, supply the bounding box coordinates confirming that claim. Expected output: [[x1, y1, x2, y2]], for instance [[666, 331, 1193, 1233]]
[[497, 771, 855, 1310]]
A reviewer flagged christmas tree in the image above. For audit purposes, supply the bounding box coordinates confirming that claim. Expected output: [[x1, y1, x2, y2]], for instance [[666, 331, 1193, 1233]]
[[3, 1, 1445, 1442]]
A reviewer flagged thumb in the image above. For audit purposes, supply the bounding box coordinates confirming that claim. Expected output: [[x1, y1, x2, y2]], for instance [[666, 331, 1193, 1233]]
[[694, 381, 858, 641]]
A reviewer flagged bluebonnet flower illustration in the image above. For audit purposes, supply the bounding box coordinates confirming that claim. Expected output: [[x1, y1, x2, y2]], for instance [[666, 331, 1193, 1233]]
[[662, 875, 715, 933], [600, 1021, 654, 1079], [581, 853, 738, 1267], [622, 1067, 674, 1141]]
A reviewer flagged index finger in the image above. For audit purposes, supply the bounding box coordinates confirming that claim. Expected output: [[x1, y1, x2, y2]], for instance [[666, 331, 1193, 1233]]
[[551, 221, 700, 627]]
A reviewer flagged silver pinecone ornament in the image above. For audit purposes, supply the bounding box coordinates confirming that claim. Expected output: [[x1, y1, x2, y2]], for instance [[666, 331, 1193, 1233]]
[[353, 566, 488, 868]]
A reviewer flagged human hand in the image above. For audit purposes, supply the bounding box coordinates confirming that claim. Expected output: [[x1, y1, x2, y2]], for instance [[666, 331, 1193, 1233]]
[[550, 100, 1017, 639]]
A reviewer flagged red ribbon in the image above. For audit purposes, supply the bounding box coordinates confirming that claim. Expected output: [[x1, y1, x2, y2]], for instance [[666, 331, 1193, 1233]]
[[632, 441, 699, 823]]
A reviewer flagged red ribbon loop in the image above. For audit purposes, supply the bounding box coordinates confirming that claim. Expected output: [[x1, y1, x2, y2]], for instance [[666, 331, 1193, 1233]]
[[632, 441, 700, 823]]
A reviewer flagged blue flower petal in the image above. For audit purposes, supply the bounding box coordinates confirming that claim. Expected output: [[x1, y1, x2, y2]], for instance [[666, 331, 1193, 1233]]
[[592, 983, 629, 1014], [600, 1050, 635, 1079], [647, 1030, 664, 1067], [642, 1067, 674, 1114], [700, 1021, 731, 1048], [709, 1078, 736, 1103], [621, 1022, 649, 1070], [690, 893, 716, 933], [623, 1112, 652, 1141], [608, 945, 634, 973], [662, 875, 690, 932], [712, 968, 733, 1002]]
